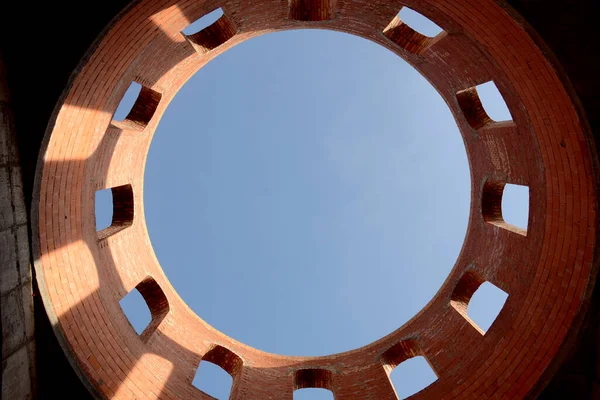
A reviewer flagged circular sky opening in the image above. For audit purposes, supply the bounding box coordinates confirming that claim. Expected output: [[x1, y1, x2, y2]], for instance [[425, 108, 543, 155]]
[[144, 29, 469, 356]]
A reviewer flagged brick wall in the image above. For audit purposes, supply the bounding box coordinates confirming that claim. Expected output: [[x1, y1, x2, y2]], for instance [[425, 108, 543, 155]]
[[0, 0, 597, 398]]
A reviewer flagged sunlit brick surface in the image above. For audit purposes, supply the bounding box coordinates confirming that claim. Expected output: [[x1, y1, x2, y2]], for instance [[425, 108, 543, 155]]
[[31, 0, 598, 398]]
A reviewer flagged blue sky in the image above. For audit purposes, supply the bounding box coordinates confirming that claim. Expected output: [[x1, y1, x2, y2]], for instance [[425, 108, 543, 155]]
[[97, 8, 528, 399]]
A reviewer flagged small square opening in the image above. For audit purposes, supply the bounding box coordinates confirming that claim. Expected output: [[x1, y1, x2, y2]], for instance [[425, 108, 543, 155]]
[[183, 8, 237, 54], [193, 360, 233, 399], [114, 82, 142, 121], [95, 184, 134, 240], [451, 271, 509, 334], [94, 188, 113, 231], [383, 7, 444, 54], [457, 81, 513, 130], [389, 356, 438, 399], [476, 81, 512, 122], [482, 181, 528, 235], [398, 7, 443, 38], [183, 8, 224, 35], [119, 288, 152, 335], [501, 184, 529, 231], [119, 277, 169, 342], [467, 282, 509, 333], [111, 83, 161, 131]]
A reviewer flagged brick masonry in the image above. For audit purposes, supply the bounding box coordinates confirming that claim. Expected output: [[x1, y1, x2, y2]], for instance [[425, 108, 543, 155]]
[[24, 0, 600, 399]]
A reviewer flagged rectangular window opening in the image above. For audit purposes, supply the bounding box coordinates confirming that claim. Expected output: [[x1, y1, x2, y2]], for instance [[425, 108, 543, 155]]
[[111, 82, 161, 131], [381, 340, 438, 398], [120, 287, 152, 335], [120, 277, 170, 342], [193, 345, 242, 398], [183, 8, 237, 54], [482, 181, 528, 236], [501, 183, 529, 232], [95, 184, 134, 240], [451, 271, 509, 334], [457, 81, 513, 130], [114, 82, 142, 121], [383, 7, 444, 55], [467, 282, 509, 334], [182, 8, 224, 36], [398, 7, 443, 38], [95, 188, 113, 232], [389, 355, 438, 399], [476, 81, 512, 123], [193, 360, 233, 399]]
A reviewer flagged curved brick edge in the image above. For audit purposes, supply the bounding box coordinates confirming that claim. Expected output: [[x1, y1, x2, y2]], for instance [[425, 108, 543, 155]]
[[29, 0, 599, 398], [27, 2, 146, 399], [494, 3, 600, 398]]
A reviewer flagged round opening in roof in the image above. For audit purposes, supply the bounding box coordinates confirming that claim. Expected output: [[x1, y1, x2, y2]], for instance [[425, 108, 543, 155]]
[[144, 29, 470, 356]]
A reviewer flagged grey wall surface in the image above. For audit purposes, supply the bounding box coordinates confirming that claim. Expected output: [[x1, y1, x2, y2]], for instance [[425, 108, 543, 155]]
[[0, 51, 35, 400]]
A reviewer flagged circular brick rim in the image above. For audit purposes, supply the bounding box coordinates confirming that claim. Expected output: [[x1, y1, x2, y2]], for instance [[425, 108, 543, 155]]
[[31, 0, 598, 398]]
